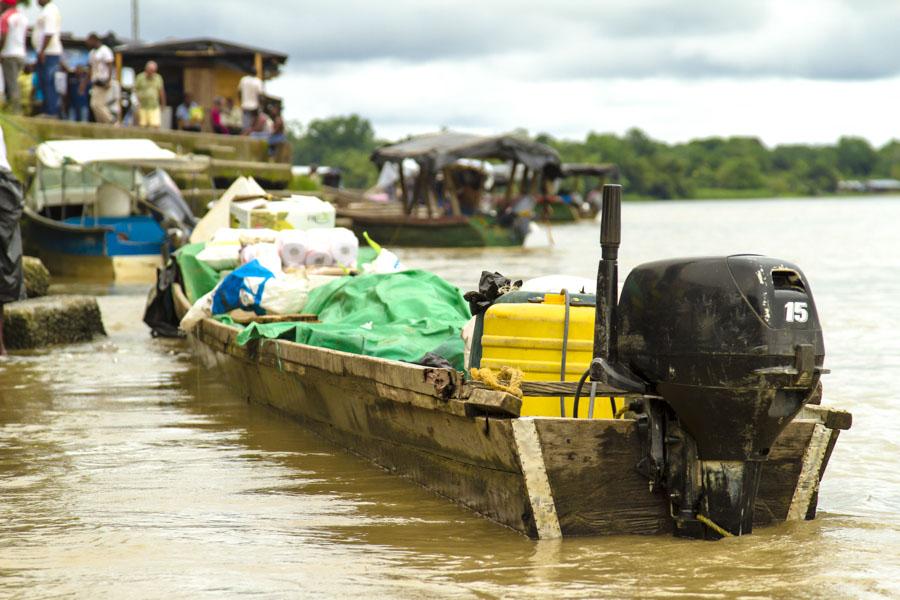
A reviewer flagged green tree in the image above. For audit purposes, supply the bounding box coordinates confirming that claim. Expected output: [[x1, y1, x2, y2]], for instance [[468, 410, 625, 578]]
[[716, 157, 764, 189], [288, 115, 380, 188], [836, 136, 876, 176]]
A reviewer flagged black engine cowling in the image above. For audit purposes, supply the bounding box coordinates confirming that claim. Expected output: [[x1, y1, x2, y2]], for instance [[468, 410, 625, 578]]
[[617, 255, 825, 536]]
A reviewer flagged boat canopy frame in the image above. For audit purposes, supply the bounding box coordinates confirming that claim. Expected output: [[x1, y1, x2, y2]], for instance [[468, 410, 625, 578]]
[[371, 131, 561, 218], [30, 139, 211, 224]]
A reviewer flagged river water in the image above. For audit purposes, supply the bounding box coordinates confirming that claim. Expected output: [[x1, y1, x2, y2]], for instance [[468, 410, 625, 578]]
[[1, 196, 898, 599]]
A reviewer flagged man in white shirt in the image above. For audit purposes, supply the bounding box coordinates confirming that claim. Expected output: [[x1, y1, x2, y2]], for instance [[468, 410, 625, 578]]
[[238, 73, 263, 129], [86, 32, 115, 124], [0, 0, 27, 113], [32, 0, 62, 117]]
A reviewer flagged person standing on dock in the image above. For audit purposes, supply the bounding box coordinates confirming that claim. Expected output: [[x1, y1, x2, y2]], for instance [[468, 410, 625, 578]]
[[0, 0, 27, 114], [31, 0, 62, 117], [238, 72, 263, 129], [86, 32, 115, 124], [0, 126, 24, 356], [134, 61, 165, 128]]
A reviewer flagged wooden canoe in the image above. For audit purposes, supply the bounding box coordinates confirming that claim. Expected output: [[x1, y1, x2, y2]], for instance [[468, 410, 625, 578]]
[[173, 283, 851, 539]]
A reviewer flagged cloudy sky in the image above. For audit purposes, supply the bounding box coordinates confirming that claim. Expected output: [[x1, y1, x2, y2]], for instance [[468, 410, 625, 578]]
[[36, 0, 900, 146]]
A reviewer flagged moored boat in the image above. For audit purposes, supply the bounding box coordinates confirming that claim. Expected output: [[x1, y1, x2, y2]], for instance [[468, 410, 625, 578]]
[[329, 131, 561, 248], [163, 184, 851, 540], [23, 139, 204, 282]]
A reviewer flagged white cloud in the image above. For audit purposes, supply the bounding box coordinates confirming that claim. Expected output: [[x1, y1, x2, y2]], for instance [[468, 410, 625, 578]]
[[31, 0, 900, 145], [269, 60, 900, 147]]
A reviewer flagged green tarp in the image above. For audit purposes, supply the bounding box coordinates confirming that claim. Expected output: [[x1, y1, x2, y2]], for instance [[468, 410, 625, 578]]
[[175, 242, 220, 303], [222, 269, 471, 370], [175, 241, 380, 304]]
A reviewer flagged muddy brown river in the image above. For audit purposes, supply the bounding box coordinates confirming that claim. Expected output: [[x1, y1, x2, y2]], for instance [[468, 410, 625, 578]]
[[1, 196, 898, 598]]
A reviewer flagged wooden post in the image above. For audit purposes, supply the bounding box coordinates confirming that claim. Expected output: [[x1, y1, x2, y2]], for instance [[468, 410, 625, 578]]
[[505, 160, 518, 203], [398, 160, 411, 214], [254, 52, 263, 80], [412, 169, 429, 217], [115, 52, 123, 123], [426, 181, 439, 218], [442, 167, 462, 217]]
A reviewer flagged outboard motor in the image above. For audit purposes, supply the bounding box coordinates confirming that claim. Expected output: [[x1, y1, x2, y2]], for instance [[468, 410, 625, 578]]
[[590, 185, 826, 539], [143, 168, 198, 248]]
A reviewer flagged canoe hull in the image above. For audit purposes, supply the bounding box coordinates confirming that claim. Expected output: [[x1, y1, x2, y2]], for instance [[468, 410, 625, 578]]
[[23, 209, 163, 282], [343, 214, 524, 248], [181, 291, 848, 538]]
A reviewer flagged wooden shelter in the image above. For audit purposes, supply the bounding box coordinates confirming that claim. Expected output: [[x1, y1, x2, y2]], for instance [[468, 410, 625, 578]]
[[115, 37, 287, 126], [371, 131, 561, 218]]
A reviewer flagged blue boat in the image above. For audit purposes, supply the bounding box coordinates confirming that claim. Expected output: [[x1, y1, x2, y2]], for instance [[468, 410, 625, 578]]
[[23, 139, 204, 282]]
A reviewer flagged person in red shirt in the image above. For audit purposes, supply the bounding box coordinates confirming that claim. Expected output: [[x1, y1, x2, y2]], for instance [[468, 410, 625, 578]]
[[0, 0, 27, 113], [210, 96, 228, 134]]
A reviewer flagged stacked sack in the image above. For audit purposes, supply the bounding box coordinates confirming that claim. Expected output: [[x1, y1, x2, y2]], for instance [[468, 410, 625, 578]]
[[196, 228, 277, 271], [277, 227, 359, 270]]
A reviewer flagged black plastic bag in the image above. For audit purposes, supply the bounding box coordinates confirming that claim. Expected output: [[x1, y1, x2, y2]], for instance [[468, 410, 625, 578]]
[[143, 257, 184, 338], [463, 271, 522, 316]]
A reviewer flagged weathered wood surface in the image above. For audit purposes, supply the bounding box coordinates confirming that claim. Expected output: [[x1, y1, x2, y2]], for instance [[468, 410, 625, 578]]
[[512, 419, 562, 538], [178, 285, 850, 538], [465, 388, 522, 417], [535, 418, 671, 536], [754, 420, 817, 524], [2, 295, 105, 350], [228, 311, 319, 325], [190, 334, 537, 536], [536, 416, 834, 535], [469, 378, 641, 398]]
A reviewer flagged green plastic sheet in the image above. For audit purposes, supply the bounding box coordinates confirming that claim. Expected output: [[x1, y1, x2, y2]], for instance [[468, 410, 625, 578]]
[[175, 242, 220, 303], [228, 269, 471, 370]]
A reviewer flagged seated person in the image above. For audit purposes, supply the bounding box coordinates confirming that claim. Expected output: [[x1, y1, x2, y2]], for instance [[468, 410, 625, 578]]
[[222, 97, 243, 134], [242, 109, 273, 139], [267, 105, 287, 157], [210, 96, 229, 134], [175, 93, 203, 131]]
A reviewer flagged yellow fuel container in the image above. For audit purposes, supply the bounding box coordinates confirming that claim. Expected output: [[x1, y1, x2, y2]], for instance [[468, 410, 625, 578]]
[[478, 293, 623, 418]]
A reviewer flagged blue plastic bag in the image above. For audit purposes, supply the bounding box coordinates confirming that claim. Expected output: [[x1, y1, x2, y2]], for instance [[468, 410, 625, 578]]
[[211, 260, 275, 315]]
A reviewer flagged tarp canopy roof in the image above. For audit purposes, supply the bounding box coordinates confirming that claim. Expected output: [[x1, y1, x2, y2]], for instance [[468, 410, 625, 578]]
[[116, 37, 287, 77], [116, 37, 287, 61], [560, 163, 620, 179], [36, 139, 210, 172], [372, 131, 561, 173]]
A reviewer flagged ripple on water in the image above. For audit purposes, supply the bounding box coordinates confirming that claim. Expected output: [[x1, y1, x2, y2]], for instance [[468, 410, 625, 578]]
[[1, 196, 898, 598]]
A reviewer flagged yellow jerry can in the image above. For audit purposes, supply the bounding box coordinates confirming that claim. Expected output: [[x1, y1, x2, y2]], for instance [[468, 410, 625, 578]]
[[478, 293, 623, 418]]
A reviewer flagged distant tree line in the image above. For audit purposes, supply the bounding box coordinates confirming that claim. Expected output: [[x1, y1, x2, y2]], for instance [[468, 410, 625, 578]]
[[287, 115, 897, 199]]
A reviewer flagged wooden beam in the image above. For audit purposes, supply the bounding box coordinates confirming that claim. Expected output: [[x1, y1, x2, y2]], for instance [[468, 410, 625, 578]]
[[505, 160, 518, 202], [465, 388, 522, 417], [254, 52, 263, 79], [442, 167, 463, 217], [512, 418, 562, 539], [397, 160, 408, 211], [786, 423, 832, 520], [469, 379, 641, 399], [115, 52, 123, 123]]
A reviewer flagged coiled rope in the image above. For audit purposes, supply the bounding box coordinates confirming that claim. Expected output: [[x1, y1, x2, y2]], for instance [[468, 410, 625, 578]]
[[470, 366, 524, 398]]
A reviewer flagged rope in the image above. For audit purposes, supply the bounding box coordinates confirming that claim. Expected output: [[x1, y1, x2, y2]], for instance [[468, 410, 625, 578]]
[[697, 514, 734, 538], [470, 366, 524, 398]]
